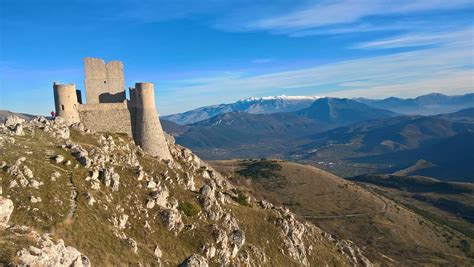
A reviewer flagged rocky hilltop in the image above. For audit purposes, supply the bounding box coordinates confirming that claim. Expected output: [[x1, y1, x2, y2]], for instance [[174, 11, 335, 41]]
[[0, 116, 371, 266]]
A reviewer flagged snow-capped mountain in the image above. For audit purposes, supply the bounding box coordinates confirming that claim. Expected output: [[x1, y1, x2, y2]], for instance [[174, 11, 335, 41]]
[[162, 95, 322, 125]]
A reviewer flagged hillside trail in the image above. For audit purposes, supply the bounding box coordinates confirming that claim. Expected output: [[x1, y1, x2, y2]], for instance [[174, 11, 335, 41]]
[[303, 192, 388, 219], [44, 154, 78, 221]]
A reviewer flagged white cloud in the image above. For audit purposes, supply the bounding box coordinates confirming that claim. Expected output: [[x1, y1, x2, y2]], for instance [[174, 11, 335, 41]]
[[327, 69, 473, 99], [354, 28, 473, 49], [247, 0, 473, 32], [158, 39, 473, 114]]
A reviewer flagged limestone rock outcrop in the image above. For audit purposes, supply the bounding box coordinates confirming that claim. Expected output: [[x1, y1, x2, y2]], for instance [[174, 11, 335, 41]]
[[0, 198, 14, 227], [17, 233, 90, 267], [179, 254, 209, 267]]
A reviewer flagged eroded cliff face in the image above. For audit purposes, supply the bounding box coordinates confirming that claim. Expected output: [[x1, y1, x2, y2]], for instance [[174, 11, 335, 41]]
[[0, 116, 372, 266]]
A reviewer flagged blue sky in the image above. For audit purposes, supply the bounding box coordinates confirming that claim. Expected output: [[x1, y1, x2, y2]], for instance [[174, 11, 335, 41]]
[[1, 0, 473, 115]]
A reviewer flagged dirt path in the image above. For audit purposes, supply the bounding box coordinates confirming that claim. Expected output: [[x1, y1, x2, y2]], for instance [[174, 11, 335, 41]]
[[303, 193, 388, 219], [66, 171, 78, 220], [45, 158, 78, 221]]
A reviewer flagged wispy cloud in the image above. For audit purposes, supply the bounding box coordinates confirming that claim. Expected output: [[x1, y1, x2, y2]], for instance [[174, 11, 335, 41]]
[[245, 0, 473, 32], [354, 28, 473, 49], [158, 37, 473, 114], [327, 69, 473, 99]]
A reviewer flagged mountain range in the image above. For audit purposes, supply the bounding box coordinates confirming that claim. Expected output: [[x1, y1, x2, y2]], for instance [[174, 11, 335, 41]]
[[293, 108, 474, 182], [174, 98, 398, 152], [162, 95, 320, 125], [355, 93, 474, 115], [163, 93, 474, 125], [162, 99, 474, 182]]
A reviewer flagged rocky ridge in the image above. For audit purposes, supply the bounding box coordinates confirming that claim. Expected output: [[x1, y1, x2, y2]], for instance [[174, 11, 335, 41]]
[[0, 115, 372, 266]]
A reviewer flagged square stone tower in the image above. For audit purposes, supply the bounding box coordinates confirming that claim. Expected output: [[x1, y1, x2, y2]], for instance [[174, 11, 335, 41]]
[[84, 58, 126, 104]]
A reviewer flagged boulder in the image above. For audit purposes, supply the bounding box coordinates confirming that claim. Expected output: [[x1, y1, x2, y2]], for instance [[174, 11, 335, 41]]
[[127, 238, 138, 254], [12, 123, 25, 136], [161, 208, 184, 232], [53, 155, 65, 164], [154, 245, 162, 259], [5, 115, 25, 127], [179, 254, 208, 267], [0, 198, 14, 227], [17, 234, 90, 267]]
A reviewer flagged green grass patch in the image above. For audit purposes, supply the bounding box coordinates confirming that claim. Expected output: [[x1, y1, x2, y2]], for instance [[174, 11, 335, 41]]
[[232, 190, 251, 207], [178, 201, 200, 217], [237, 159, 282, 179]]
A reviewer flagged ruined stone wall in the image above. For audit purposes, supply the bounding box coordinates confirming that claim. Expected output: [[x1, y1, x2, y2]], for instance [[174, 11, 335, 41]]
[[54, 58, 172, 160], [84, 58, 126, 104], [77, 102, 136, 136]]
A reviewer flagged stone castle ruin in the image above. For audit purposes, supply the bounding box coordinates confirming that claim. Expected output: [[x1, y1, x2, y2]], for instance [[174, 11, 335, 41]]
[[53, 58, 172, 160]]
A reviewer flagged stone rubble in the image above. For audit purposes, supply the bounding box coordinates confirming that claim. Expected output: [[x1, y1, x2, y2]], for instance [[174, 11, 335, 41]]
[[30, 196, 42, 203], [0, 195, 90, 266], [179, 254, 209, 267], [17, 233, 90, 267]]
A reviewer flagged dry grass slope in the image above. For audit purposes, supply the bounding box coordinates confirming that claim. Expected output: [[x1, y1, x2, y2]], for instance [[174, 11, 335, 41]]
[[211, 159, 474, 265], [0, 121, 356, 266]]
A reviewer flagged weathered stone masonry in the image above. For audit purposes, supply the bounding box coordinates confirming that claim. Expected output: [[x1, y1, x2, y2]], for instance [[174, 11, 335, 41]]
[[53, 58, 172, 160]]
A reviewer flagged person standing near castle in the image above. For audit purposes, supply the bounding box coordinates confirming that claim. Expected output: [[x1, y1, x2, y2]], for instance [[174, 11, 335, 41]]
[[50, 111, 56, 118]]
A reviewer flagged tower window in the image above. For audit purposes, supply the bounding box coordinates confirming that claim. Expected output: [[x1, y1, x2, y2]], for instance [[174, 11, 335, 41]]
[[61, 105, 65, 110], [104, 80, 107, 84]]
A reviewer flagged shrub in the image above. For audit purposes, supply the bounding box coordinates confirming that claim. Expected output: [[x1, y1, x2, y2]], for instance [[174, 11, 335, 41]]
[[233, 190, 251, 207], [459, 240, 471, 255], [178, 201, 200, 217], [237, 160, 282, 179]]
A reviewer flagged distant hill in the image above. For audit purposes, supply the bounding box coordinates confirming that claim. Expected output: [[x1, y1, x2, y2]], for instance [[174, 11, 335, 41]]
[[162, 95, 320, 125], [0, 110, 36, 123], [159, 119, 189, 136], [305, 114, 473, 153], [168, 98, 397, 156], [434, 107, 474, 123], [349, 173, 474, 194], [355, 93, 474, 115], [355, 131, 474, 182], [294, 109, 474, 182], [293, 98, 397, 126], [175, 111, 322, 150]]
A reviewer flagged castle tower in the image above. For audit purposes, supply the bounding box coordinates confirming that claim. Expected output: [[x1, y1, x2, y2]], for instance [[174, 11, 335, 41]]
[[84, 58, 126, 104], [134, 82, 172, 160], [53, 83, 80, 124]]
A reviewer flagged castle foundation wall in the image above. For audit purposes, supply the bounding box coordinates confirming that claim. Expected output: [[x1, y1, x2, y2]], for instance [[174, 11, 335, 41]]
[[77, 102, 136, 136]]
